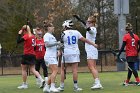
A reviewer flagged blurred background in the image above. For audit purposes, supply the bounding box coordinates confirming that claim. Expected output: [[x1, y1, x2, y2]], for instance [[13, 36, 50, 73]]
[[0, 0, 140, 75]]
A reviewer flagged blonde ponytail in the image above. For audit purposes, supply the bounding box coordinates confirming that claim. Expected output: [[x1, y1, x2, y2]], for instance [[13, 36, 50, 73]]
[[22, 25, 32, 36]]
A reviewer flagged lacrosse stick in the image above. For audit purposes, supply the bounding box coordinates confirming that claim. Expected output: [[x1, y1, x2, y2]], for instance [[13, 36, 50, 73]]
[[73, 14, 86, 26], [60, 31, 66, 79], [109, 49, 132, 71]]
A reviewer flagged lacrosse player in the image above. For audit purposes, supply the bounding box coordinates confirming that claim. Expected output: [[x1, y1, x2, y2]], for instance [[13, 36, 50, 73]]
[[17, 25, 45, 89], [34, 27, 48, 87], [85, 16, 103, 89], [57, 20, 98, 91], [118, 23, 140, 86], [43, 23, 61, 93]]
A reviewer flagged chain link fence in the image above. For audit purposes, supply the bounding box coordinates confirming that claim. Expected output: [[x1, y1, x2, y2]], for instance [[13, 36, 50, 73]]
[[0, 50, 126, 76]]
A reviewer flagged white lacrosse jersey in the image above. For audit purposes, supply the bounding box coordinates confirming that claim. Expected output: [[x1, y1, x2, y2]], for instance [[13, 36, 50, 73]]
[[43, 32, 57, 57], [62, 30, 83, 55], [85, 27, 97, 51]]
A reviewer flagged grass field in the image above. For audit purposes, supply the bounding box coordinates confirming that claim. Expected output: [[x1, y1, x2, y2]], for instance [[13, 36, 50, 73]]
[[0, 72, 140, 93]]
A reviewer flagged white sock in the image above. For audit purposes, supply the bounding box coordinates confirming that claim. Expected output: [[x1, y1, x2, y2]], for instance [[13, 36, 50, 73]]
[[60, 82, 64, 87], [23, 82, 27, 84], [45, 77, 48, 82], [95, 78, 100, 84], [50, 83, 55, 89], [38, 76, 44, 82], [74, 83, 78, 88]]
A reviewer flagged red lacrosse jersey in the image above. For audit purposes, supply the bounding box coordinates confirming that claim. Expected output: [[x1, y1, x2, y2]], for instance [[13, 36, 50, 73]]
[[22, 34, 35, 55], [123, 33, 139, 57], [35, 38, 45, 59]]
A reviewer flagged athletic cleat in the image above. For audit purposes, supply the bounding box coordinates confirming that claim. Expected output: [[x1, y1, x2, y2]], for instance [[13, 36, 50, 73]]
[[43, 85, 50, 93], [39, 81, 45, 88], [122, 81, 129, 86], [57, 86, 64, 91], [136, 82, 140, 86], [50, 87, 60, 92], [91, 83, 103, 89], [74, 87, 83, 91], [17, 83, 28, 89]]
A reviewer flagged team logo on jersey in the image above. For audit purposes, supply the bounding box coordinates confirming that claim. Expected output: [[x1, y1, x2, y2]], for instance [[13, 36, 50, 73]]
[[69, 31, 73, 35]]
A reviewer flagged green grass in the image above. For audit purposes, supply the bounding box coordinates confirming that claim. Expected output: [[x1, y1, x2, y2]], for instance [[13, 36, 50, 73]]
[[0, 72, 140, 93]]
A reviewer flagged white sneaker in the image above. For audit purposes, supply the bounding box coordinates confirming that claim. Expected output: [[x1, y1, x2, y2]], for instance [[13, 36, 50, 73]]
[[91, 83, 103, 89], [36, 78, 41, 85], [122, 81, 129, 86], [50, 87, 60, 93], [17, 83, 28, 89], [43, 85, 50, 93], [74, 87, 83, 91], [57, 86, 64, 91], [39, 81, 45, 88], [137, 82, 140, 86]]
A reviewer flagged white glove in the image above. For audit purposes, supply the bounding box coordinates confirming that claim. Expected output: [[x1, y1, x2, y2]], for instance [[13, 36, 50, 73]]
[[57, 41, 63, 50], [56, 41, 61, 45]]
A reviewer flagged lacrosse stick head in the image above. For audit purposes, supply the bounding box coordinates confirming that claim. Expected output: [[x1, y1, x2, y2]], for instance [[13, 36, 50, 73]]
[[62, 20, 74, 28]]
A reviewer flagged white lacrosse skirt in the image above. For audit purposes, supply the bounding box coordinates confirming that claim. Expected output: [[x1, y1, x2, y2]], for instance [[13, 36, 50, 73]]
[[86, 49, 98, 60], [44, 57, 58, 66], [61, 54, 80, 63]]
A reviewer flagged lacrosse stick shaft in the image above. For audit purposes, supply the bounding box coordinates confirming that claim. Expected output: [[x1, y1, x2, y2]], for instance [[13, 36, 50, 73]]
[[60, 31, 66, 79], [119, 56, 133, 71], [62, 51, 66, 79], [73, 15, 86, 26]]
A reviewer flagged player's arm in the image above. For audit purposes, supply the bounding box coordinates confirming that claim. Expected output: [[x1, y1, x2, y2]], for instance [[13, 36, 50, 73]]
[[137, 40, 140, 52], [80, 37, 98, 48], [117, 41, 126, 56], [44, 41, 61, 47], [17, 30, 25, 43]]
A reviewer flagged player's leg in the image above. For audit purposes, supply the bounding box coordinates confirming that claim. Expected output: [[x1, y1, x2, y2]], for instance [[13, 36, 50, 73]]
[[35, 59, 41, 85], [87, 50, 102, 89], [21, 64, 28, 84], [43, 76, 51, 93], [49, 64, 59, 92], [35, 59, 41, 73], [88, 59, 102, 89], [41, 59, 48, 81], [43, 57, 51, 92], [57, 63, 65, 91], [18, 55, 29, 89], [123, 68, 132, 86], [128, 62, 140, 84], [17, 64, 28, 89], [72, 62, 82, 91], [28, 55, 45, 88], [30, 64, 45, 88], [87, 59, 99, 79], [124, 62, 133, 85]]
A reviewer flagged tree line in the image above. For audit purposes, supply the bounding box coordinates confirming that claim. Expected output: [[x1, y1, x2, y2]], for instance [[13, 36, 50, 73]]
[[0, 0, 140, 54]]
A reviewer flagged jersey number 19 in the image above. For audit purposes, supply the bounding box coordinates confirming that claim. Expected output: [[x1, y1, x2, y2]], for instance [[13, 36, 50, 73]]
[[67, 36, 76, 45]]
